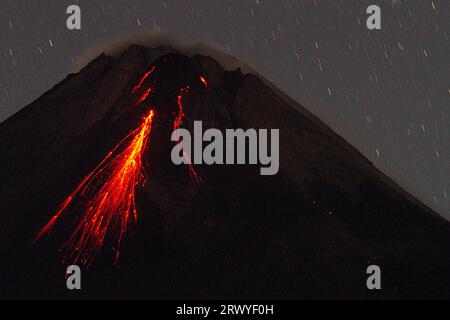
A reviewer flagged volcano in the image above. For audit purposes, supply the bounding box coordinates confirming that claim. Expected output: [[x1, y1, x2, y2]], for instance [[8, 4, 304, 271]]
[[0, 45, 449, 299]]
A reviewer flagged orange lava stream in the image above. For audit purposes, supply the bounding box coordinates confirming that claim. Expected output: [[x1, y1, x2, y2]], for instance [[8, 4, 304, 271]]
[[133, 86, 154, 108], [131, 66, 156, 93], [35, 69, 206, 266], [173, 87, 202, 185], [35, 109, 156, 266], [199, 76, 208, 88]]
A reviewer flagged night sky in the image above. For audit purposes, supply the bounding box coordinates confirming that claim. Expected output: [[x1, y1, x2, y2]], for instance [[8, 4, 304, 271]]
[[0, 0, 448, 219]]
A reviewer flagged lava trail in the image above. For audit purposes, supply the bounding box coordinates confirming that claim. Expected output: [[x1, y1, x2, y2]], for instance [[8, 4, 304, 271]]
[[133, 86, 154, 108], [199, 75, 208, 88], [131, 66, 156, 108], [131, 66, 156, 93], [35, 68, 204, 266], [173, 86, 202, 185], [35, 109, 156, 266]]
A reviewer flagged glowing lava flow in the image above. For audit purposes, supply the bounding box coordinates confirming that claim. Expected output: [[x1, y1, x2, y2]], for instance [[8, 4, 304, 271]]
[[199, 76, 208, 88], [35, 68, 205, 266], [131, 67, 156, 108], [35, 109, 156, 266], [133, 86, 154, 108], [131, 66, 156, 93], [174, 86, 202, 185]]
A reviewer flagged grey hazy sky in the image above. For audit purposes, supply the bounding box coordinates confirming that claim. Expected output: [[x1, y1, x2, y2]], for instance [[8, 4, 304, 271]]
[[0, 0, 448, 219]]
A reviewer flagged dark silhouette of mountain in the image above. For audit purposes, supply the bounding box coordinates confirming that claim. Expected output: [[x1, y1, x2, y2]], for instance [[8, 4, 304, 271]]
[[0, 45, 449, 299]]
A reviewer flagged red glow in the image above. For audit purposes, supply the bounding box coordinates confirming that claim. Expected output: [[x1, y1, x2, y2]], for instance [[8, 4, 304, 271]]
[[199, 76, 208, 88], [35, 109, 156, 266], [133, 86, 153, 108], [131, 66, 156, 93], [35, 66, 206, 266], [173, 87, 202, 185]]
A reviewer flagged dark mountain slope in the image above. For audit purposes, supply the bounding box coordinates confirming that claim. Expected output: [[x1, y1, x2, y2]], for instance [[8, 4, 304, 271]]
[[0, 45, 448, 299]]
